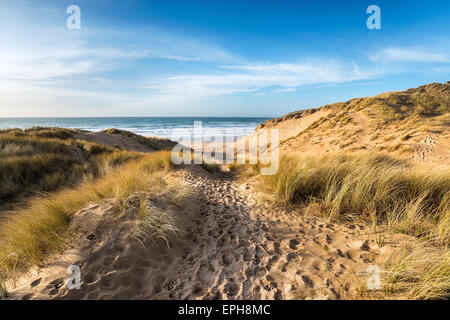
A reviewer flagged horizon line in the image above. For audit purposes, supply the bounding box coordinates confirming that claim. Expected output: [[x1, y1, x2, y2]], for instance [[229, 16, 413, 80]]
[[0, 116, 276, 119]]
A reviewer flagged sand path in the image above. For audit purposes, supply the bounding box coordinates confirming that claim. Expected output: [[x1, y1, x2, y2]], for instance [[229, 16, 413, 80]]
[[8, 166, 381, 300], [170, 168, 380, 299]]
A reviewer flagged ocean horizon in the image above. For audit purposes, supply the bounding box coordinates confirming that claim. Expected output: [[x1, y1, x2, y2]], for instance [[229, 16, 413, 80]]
[[0, 117, 272, 140]]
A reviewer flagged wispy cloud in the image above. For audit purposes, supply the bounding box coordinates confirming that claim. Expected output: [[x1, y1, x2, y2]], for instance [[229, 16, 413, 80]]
[[0, 3, 378, 109], [141, 61, 378, 103], [273, 87, 296, 93], [0, 1, 238, 83], [1, 1, 447, 117], [370, 48, 450, 63], [0, 1, 242, 114]]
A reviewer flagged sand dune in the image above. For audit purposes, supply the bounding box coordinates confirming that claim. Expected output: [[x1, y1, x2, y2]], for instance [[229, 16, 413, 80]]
[[3, 82, 448, 300], [255, 82, 450, 164], [75, 131, 157, 153], [8, 165, 399, 300]]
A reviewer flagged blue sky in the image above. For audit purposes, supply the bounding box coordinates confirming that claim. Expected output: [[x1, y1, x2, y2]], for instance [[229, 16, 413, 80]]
[[0, 0, 449, 117]]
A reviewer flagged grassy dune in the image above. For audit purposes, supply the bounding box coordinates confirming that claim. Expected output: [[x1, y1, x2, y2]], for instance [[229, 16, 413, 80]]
[[0, 110, 448, 299], [244, 81, 450, 299], [253, 151, 449, 299], [0, 150, 189, 286], [0, 127, 189, 291], [0, 127, 141, 207], [260, 152, 449, 243], [101, 128, 177, 150], [263, 82, 449, 159]]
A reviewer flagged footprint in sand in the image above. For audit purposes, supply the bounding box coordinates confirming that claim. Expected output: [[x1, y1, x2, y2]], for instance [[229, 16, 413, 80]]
[[222, 252, 234, 266], [289, 239, 300, 249], [224, 280, 240, 297]]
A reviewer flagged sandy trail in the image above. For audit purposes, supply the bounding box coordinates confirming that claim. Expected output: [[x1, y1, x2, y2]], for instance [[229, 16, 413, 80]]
[[175, 168, 380, 300], [8, 166, 381, 300]]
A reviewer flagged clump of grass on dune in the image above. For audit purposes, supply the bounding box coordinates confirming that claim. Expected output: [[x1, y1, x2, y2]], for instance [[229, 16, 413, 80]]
[[0, 151, 184, 284], [260, 152, 450, 244], [0, 127, 77, 140], [131, 179, 194, 247], [23, 127, 77, 140], [382, 240, 449, 300]]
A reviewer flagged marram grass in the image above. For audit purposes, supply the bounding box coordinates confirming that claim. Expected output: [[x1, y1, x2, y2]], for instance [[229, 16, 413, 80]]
[[260, 151, 450, 245], [0, 151, 184, 284]]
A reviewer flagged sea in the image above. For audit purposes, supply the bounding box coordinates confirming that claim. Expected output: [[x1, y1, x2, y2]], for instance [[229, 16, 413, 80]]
[[0, 117, 271, 141]]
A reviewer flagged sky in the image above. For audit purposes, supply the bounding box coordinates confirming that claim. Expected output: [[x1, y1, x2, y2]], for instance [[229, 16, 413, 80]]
[[0, 0, 449, 117]]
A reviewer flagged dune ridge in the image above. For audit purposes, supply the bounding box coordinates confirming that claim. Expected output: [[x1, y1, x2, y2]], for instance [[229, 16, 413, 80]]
[[256, 81, 449, 163]]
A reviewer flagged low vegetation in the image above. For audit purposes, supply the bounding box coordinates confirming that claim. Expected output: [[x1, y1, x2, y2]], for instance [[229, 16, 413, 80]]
[[268, 82, 450, 157], [0, 127, 141, 207], [382, 240, 449, 299], [0, 151, 189, 285], [101, 128, 177, 151], [260, 152, 449, 244], [251, 151, 449, 299], [0, 127, 192, 291]]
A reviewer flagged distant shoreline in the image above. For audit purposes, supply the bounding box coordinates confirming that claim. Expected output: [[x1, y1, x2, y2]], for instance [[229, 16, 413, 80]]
[[0, 117, 271, 140]]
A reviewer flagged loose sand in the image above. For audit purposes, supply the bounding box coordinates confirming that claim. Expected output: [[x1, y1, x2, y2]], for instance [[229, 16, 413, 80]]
[[8, 165, 391, 300]]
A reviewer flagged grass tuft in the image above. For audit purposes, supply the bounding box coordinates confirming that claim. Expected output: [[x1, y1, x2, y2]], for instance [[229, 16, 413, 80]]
[[383, 240, 450, 299]]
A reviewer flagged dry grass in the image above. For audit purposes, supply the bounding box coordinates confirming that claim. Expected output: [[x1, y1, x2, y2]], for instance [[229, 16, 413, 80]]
[[0, 127, 141, 207], [268, 82, 449, 157], [0, 151, 181, 284], [252, 151, 450, 299], [101, 128, 177, 150], [259, 152, 449, 244], [382, 240, 449, 299], [131, 180, 194, 247]]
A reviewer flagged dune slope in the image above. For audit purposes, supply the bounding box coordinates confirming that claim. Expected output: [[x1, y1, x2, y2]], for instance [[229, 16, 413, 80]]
[[258, 82, 449, 163]]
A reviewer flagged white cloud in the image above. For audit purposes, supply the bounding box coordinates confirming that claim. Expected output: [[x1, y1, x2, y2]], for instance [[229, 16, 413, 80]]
[[0, 1, 243, 115], [140, 61, 377, 103], [273, 87, 296, 93], [0, 1, 386, 116], [0, 1, 238, 82], [370, 48, 449, 63]]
